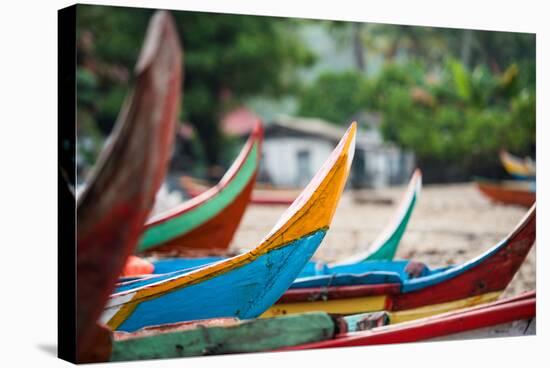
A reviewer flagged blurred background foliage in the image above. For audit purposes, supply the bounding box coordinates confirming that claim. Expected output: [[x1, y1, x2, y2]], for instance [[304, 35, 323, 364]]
[[76, 5, 535, 183]]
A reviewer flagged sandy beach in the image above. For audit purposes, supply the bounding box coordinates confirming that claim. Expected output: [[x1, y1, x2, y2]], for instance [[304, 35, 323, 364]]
[[229, 182, 535, 298]]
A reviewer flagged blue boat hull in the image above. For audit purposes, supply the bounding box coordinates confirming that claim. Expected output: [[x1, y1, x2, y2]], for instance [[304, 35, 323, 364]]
[[116, 230, 327, 332]]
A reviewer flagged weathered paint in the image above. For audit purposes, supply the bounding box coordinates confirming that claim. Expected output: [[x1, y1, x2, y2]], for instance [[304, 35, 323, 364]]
[[291, 260, 422, 289], [341, 312, 389, 333], [75, 11, 181, 362], [137, 124, 262, 253], [108, 230, 328, 331], [392, 205, 535, 310], [129, 204, 535, 326], [261, 294, 388, 318], [272, 205, 535, 316], [279, 292, 535, 351], [147, 259, 413, 286], [262, 292, 498, 321], [387, 291, 501, 324], [111, 312, 335, 361], [279, 283, 401, 303], [101, 123, 357, 332]]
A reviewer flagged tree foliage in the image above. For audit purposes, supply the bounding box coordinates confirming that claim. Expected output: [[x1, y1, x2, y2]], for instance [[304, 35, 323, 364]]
[[76, 5, 314, 171], [298, 60, 535, 181]]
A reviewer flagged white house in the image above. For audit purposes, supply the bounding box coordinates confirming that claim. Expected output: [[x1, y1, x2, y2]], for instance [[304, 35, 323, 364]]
[[260, 115, 415, 189]]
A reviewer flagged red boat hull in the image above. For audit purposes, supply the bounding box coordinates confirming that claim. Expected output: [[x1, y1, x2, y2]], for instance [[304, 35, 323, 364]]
[[477, 181, 535, 207], [143, 173, 257, 255], [280, 292, 535, 350], [76, 12, 181, 361], [272, 206, 535, 316]]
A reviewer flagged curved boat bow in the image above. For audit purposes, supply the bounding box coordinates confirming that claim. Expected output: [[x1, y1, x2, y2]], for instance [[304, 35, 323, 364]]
[[331, 168, 421, 265], [500, 150, 536, 179], [101, 123, 356, 332], [76, 11, 181, 361], [127, 168, 421, 277], [262, 204, 536, 319]]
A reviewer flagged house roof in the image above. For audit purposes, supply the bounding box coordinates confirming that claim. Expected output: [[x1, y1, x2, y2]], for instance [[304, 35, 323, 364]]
[[221, 106, 260, 136], [268, 115, 347, 142], [268, 115, 387, 149]]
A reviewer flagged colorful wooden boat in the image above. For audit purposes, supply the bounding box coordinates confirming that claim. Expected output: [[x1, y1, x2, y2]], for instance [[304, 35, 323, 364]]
[[500, 150, 536, 179], [110, 312, 336, 361], [110, 307, 395, 361], [261, 204, 535, 320], [137, 121, 263, 256], [279, 291, 535, 351], [476, 179, 535, 207], [75, 11, 181, 362], [100, 123, 357, 333], [121, 168, 422, 277], [181, 176, 299, 205], [105, 291, 534, 362]]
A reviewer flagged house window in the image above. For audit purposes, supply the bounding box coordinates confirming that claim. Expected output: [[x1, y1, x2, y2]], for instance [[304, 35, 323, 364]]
[[297, 149, 311, 186]]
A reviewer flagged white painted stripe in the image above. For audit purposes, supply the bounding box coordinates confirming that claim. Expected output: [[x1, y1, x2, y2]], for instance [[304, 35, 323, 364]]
[[100, 291, 136, 323]]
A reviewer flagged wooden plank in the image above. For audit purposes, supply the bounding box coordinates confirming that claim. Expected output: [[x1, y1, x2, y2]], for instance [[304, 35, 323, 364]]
[[278, 283, 401, 303], [340, 311, 389, 333], [388, 291, 501, 324], [262, 295, 387, 318], [110, 313, 335, 361], [75, 10, 181, 362]]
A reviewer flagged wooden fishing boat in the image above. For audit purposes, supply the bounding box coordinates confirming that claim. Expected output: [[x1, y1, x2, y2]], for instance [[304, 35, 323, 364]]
[[105, 291, 533, 361], [260, 204, 535, 320], [110, 312, 335, 361], [75, 11, 181, 362], [110, 307, 393, 361], [279, 291, 535, 351], [120, 201, 535, 326], [137, 121, 263, 256], [181, 175, 299, 205], [121, 168, 422, 277], [476, 179, 535, 207], [100, 123, 357, 333], [500, 150, 536, 179]]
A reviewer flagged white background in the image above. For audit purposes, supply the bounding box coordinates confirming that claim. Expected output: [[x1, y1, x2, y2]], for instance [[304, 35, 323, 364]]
[[0, 0, 547, 366]]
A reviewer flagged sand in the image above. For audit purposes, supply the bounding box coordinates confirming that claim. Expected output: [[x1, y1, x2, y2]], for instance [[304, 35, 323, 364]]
[[229, 183, 535, 298]]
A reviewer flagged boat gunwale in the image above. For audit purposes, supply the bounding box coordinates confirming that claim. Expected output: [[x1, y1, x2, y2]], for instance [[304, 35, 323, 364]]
[[278, 292, 536, 350]]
